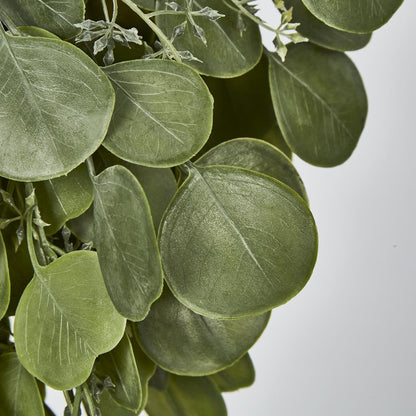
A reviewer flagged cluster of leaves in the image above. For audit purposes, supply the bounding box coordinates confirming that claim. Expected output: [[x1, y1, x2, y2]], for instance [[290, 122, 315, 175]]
[[0, 0, 402, 415]]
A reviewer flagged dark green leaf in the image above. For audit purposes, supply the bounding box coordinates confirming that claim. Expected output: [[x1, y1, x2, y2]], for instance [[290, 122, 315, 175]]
[[67, 205, 95, 244], [268, 44, 367, 167], [93, 165, 163, 321], [0, 232, 10, 320]]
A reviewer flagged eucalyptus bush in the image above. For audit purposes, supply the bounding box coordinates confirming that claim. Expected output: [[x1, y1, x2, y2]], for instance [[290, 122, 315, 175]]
[[0, 0, 403, 415]]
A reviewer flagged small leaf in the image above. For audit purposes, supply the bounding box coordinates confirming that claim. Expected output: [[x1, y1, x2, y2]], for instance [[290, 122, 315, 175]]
[[0, 232, 10, 320]]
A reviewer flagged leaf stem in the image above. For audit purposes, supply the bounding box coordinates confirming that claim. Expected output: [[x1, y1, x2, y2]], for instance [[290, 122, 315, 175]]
[[63, 390, 74, 413], [82, 383, 97, 416], [101, 0, 111, 22], [228, 0, 275, 32], [111, 0, 119, 25], [86, 157, 96, 178], [120, 0, 182, 62], [71, 387, 83, 416]]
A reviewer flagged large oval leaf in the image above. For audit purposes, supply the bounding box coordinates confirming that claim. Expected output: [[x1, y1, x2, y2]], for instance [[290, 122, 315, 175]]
[[135, 289, 269, 375], [35, 164, 93, 235], [0, 30, 115, 181], [159, 165, 317, 318], [93, 165, 163, 321], [268, 44, 367, 167], [0, 352, 45, 416], [196, 138, 307, 201], [301, 0, 403, 33], [102, 59, 213, 167], [156, 0, 262, 77], [0, 232, 10, 320], [285, 0, 371, 51], [146, 375, 226, 416], [14, 248, 126, 389], [0, 0, 84, 39]]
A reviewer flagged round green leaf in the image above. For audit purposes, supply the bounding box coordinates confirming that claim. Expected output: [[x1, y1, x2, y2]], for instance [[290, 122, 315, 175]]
[[159, 165, 317, 318], [156, 0, 262, 77], [0, 352, 45, 416], [268, 44, 367, 167], [0, 30, 115, 181], [0, 0, 84, 39], [35, 164, 93, 235], [93, 165, 163, 321], [209, 353, 255, 392], [135, 289, 269, 375], [146, 375, 227, 416], [196, 138, 307, 202], [102, 59, 213, 167], [301, 0, 403, 33], [0, 232, 10, 320], [285, 0, 371, 51], [14, 250, 126, 390]]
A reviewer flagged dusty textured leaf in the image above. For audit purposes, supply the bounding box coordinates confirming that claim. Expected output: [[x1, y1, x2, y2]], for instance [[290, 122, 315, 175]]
[[67, 205, 94, 244], [159, 165, 317, 318], [93, 165, 163, 321], [0, 232, 10, 320], [0, 30, 115, 181], [135, 289, 269, 375], [268, 44, 367, 167], [103, 59, 213, 167]]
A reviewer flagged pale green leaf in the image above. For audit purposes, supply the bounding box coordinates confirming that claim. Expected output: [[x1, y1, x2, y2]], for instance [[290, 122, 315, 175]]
[[0, 30, 115, 181], [135, 288, 269, 375], [102, 59, 213, 167], [0, 232, 10, 320], [0, 352, 45, 416], [14, 249, 126, 390], [0, 0, 85, 39], [16, 26, 60, 39], [156, 0, 262, 77], [93, 165, 163, 321], [285, 0, 371, 51], [196, 138, 307, 202], [95, 390, 137, 416], [301, 0, 403, 33], [146, 375, 227, 416], [159, 165, 317, 318], [35, 164, 93, 235], [268, 44, 367, 167]]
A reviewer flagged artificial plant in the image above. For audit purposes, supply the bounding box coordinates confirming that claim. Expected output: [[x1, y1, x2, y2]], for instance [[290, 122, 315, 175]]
[[0, 0, 403, 414]]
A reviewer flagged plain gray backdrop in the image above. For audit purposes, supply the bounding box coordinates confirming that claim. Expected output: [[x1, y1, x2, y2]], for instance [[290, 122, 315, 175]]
[[47, 1, 416, 415]]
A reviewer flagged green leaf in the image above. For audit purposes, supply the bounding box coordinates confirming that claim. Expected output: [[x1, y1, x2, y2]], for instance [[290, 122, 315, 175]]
[[14, 249, 126, 390], [35, 164, 93, 235], [135, 288, 269, 375], [0, 0, 85, 39], [16, 26, 60, 39], [159, 165, 317, 318], [67, 206, 95, 244], [0, 352, 45, 416], [301, 0, 403, 33], [285, 0, 371, 51], [146, 374, 227, 416], [93, 165, 163, 321], [202, 54, 291, 157], [0, 30, 115, 181], [131, 0, 157, 10], [156, 0, 262, 77], [209, 353, 254, 392], [95, 390, 137, 416], [95, 334, 142, 411], [0, 232, 10, 320], [268, 44, 367, 167], [196, 138, 307, 202], [102, 59, 213, 167]]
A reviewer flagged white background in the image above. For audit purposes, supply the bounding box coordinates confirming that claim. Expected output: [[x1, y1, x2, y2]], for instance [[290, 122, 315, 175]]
[[47, 1, 416, 415]]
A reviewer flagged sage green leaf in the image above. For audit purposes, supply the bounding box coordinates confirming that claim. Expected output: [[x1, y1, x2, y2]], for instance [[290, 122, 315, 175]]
[[146, 375, 227, 416], [132, 0, 156, 9], [268, 44, 367, 167], [93, 165, 163, 321], [16, 26, 60, 39], [196, 138, 307, 202], [156, 0, 262, 77], [35, 164, 93, 235], [0, 352, 45, 416], [202, 55, 290, 157], [14, 250, 126, 390], [95, 334, 141, 411], [67, 205, 94, 244], [285, 0, 371, 51], [159, 165, 317, 318], [209, 353, 254, 392], [0, 30, 115, 181], [0, 232, 10, 320], [0, 0, 84, 39], [301, 0, 403, 33], [102, 59, 213, 167], [136, 288, 269, 375]]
